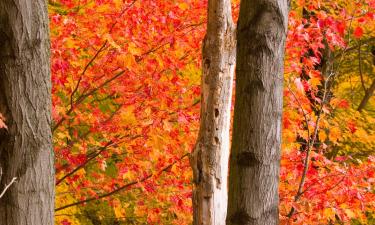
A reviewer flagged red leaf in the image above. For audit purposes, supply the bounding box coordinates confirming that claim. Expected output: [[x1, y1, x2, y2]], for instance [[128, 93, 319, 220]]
[[61, 219, 71, 225], [348, 121, 357, 133], [338, 99, 349, 109], [336, 21, 346, 35], [353, 27, 364, 38]]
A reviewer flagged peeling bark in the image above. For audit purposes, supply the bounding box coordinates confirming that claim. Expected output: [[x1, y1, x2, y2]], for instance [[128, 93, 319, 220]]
[[0, 0, 54, 224], [190, 0, 235, 224], [226, 0, 288, 224]]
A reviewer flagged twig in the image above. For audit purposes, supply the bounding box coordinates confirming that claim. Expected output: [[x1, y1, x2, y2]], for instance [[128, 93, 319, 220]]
[[286, 81, 311, 146], [334, 37, 375, 60], [287, 73, 332, 218], [56, 140, 115, 185], [0, 177, 17, 199], [56, 134, 142, 185]]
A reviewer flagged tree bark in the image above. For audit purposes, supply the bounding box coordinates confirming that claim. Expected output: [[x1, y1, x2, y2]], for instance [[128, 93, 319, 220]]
[[190, 0, 235, 224], [226, 0, 288, 224], [357, 78, 375, 112], [357, 48, 375, 112], [0, 1, 54, 225]]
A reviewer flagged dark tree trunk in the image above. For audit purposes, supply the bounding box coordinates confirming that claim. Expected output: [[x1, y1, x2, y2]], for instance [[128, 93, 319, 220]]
[[190, 0, 236, 224], [226, 0, 288, 224], [357, 78, 375, 112], [357, 48, 375, 112], [0, 1, 54, 224]]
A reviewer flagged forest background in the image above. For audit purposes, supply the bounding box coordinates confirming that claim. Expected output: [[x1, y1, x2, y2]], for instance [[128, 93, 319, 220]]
[[42, 0, 375, 224]]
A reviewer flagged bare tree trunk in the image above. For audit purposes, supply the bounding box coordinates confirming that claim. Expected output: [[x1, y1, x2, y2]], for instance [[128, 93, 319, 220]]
[[0, 1, 54, 225], [226, 0, 288, 224], [190, 0, 235, 224]]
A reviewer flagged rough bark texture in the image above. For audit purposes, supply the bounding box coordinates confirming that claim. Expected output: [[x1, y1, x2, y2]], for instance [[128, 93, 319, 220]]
[[0, 1, 54, 225], [190, 0, 235, 224], [226, 0, 288, 224]]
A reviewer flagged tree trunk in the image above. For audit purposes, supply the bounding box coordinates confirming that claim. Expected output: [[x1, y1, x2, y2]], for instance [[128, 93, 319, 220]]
[[0, 1, 54, 225], [357, 78, 375, 112], [357, 49, 375, 112], [190, 0, 235, 224], [226, 0, 288, 224]]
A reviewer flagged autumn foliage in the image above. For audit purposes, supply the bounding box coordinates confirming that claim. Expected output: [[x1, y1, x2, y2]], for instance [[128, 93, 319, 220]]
[[48, 0, 374, 224]]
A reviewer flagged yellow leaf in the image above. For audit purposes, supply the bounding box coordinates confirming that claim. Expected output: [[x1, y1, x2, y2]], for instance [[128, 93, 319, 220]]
[[178, 2, 189, 10], [329, 127, 341, 142], [113, 199, 126, 218], [344, 209, 356, 218], [171, 164, 178, 174], [104, 34, 121, 50], [65, 38, 75, 48], [120, 107, 136, 124], [56, 131, 71, 140], [354, 128, 368, 140], [318, 130, 327, 142], [310, 77, 321, 87], [122, 171, 134, 180], [156, 56, 164, 67], [323, 208, 336, 220], [128, 43, 141, 55], [117, 54, 136, 68]]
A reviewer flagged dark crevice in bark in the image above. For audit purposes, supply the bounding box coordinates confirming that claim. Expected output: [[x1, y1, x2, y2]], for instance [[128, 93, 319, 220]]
[[229, 210, 252, 225], [236, 152, 259, 167]]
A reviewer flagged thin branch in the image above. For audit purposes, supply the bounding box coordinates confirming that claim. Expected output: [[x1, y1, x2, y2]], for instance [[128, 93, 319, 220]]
[[286, 81, 311, 146], [53, 70, 126, 132], [56, 140, 115, 186], [55, 153, 190, 212], [70, 41, 109, 110], [334, 37, 375, 60], [298, 173, 345, 197], [0, 177, 17, 199], [287, 73, 332, 218], [56, 134, 142, 186]]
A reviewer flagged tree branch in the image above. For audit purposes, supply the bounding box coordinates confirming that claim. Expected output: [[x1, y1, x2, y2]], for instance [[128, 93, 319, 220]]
[[358, 41, 367, 92], [55, 153, 190, 211], [56, 140, 115, 186], [357, 78, 375, 112], [287, 73, 332, 218], [334, 37, 375, 60], [0, 168, 17, 199]]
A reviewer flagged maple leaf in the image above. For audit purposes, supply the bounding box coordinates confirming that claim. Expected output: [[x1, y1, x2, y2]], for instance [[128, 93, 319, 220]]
[[353, 27, 364, 38], [348, 120, 357, 134]]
